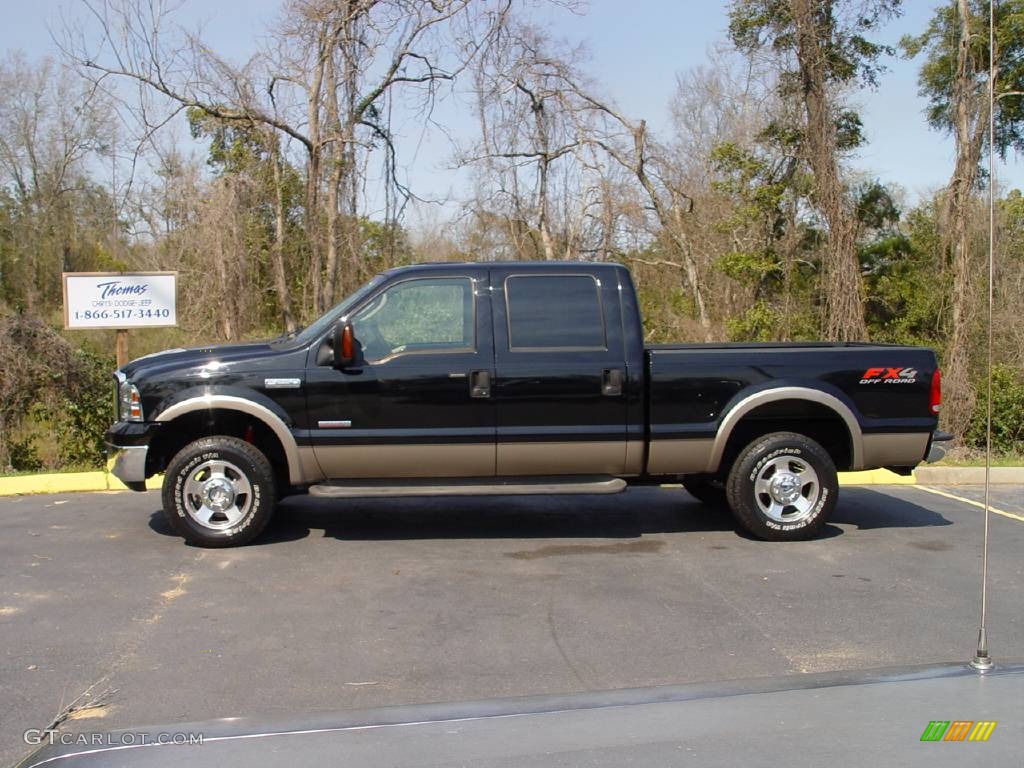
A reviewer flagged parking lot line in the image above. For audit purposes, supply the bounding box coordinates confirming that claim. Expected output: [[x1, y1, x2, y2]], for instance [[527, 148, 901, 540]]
[[912, 485, 1024, 523]]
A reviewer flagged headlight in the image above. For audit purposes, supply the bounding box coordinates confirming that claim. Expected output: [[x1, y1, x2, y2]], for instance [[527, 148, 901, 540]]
[[115, 373, 144, 422]]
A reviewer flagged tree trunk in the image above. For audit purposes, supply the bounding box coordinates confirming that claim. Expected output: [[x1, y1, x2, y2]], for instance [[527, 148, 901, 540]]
[[790, 0, 868, 342], [305, 34, 327, 319], [271, 140, 296, 333], [537, 156, 555, 261], [627, 119, 711, 339], [305, 155, 322, 320], [323, 158, 342, 311], [212, 188, 236, 342], [600, 178, 615, 260], [669, 204, 711, 337], [322, 45, 341, 313], [943, 0, 988, 438], [531, 99, 556, 261]]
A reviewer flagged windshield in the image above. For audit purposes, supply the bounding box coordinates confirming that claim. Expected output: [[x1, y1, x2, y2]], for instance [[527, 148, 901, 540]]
[[277, 274, 386, 348]]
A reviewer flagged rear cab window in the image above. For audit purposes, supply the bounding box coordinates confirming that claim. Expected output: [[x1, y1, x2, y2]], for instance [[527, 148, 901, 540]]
[[504, 274, 607, 351]]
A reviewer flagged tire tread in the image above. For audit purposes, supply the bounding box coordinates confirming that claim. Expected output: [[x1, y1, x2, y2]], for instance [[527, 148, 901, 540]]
[[725, 431, 837, 541], [161, 436, 276, 548]]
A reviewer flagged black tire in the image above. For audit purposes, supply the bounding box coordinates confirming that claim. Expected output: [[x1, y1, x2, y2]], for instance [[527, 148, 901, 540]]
[[725, 431, 837, 541], [161, 436, 277, 548], [682, 475, 728, 508]]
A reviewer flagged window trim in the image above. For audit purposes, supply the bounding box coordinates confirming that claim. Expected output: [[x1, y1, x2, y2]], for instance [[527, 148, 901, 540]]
[[344, 275, 478, 364], [504, 273, 608, 352]]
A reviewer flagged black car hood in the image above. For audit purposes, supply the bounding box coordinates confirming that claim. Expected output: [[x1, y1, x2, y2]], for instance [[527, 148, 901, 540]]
[[121, 341, 277, 381]]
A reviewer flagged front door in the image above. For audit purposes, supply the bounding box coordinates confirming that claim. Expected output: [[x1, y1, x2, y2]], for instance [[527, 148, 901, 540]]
[[304, 269, 495, 479], [490, 267, 630, 476]]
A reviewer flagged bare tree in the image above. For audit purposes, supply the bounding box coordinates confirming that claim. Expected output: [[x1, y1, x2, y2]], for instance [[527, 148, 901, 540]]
[[728, 0, 901, 341], [900, 0, 1024, 437], [63, 0, 515, 320], [459, 24, 594, 261], [564, 83, 709, 337], [787, 0, 867, 341], [460, 29, 709, 335], [0, 53, 117, 310], [941, 0, 989, 436]]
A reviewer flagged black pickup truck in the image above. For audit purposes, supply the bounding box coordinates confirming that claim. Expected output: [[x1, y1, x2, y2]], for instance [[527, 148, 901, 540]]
[[106, 262, 943, 547]]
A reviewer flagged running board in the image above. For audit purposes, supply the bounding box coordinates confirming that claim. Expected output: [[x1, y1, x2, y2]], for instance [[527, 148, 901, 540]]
[[308, 476, 627, 498]]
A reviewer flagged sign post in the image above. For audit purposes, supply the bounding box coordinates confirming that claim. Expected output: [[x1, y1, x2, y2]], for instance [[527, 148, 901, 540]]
[[116, 329, 129, 369], [62, 272, 178, 368]]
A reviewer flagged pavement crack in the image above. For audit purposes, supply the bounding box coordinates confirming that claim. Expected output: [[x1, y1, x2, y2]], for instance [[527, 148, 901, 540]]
[[546, 591, 590, 689], [37, 550, 204, 738], [670, 551, 797, 671]]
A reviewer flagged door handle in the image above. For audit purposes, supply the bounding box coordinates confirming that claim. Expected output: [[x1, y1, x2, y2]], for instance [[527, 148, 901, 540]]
[[602, 368, 624, 397], [470, 370, 491, 399]]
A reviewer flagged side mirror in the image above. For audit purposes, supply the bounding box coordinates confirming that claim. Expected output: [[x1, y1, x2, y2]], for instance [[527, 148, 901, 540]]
[[333, 321, 355, 367]]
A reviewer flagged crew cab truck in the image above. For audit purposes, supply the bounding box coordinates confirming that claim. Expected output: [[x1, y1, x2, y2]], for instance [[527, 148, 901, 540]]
[[106, 262, 944, 548]]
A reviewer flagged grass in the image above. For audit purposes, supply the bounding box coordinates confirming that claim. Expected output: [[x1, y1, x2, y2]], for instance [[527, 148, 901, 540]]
[[933, 453, 1024, 468]]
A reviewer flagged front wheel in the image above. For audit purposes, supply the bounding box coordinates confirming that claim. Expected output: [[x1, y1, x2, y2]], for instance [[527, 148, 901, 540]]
[[162, 436, 277, 548], [725, 432, 837, 541]]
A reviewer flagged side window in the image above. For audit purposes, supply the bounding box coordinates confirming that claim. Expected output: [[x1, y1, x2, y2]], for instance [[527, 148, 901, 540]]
[[505, 275, 606, 350], [351, 277, 474, 362]]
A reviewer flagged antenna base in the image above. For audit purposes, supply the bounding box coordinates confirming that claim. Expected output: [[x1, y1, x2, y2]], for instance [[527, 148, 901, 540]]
[[970, 653, 995, 673]]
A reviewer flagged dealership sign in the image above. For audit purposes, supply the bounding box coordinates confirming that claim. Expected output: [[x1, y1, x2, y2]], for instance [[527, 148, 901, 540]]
[[63, 272, 178, 330]]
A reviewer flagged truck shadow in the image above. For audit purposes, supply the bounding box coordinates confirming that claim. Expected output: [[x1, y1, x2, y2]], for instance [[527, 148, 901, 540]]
[[147, 486, 951, 545], [830, 488, 954, 530], [147, 484, 955, 545]]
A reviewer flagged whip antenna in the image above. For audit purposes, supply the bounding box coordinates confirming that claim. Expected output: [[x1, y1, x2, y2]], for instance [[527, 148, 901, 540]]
[[970, 0, 997, 673]]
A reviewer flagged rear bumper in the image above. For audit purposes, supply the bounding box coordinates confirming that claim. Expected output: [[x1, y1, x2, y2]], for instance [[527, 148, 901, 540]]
[[926, 430, 954, 463]]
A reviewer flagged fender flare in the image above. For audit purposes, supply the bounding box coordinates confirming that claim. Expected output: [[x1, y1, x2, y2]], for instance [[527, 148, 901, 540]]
[[707, 386, 864, 473], [155, 394, 305, 484]]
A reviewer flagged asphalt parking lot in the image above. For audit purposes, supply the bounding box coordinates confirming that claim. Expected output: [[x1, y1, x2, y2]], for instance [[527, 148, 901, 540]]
[[2, 484, 1023, 766]]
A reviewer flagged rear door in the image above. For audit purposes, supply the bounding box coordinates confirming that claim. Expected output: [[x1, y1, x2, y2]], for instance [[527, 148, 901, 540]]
[[490, 266, 630, 476]]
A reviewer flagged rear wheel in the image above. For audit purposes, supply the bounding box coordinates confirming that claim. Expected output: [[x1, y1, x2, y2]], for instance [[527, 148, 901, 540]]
[[725, 432, 837, 541], [162, 436, 276, 548]]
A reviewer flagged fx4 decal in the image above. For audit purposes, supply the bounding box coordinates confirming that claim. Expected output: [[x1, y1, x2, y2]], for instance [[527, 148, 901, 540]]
[[860, 367, 919, 384]]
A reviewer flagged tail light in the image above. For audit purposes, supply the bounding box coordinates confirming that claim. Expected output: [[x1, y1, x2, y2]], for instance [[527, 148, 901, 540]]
[[929, 369, 941, 414]]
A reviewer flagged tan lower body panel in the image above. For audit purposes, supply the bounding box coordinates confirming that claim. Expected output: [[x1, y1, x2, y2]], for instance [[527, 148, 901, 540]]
[[860, 432, 929, 468], [623, 439, 644, 476], [312, 443, 495, 479], [298, 446, 325, 483], [646, 438, 714, 475], [497, 441, 632, 476]]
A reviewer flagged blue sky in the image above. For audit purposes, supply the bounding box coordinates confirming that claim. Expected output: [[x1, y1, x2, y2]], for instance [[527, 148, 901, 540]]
[[6, 0, 1022, 217]]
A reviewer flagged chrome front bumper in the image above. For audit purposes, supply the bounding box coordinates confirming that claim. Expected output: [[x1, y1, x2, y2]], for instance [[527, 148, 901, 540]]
[[110, 444, 148, 487]]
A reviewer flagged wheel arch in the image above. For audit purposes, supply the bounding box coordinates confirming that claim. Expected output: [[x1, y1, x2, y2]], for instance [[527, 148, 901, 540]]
[[151, 395, 306, 485], [707, 386, 863, 474]]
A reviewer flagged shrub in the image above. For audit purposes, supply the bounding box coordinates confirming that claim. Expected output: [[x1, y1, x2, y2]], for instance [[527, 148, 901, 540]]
[[964, 364, 1024, 455], [8, 435, 43, 472], [0, 314, 114, 471]]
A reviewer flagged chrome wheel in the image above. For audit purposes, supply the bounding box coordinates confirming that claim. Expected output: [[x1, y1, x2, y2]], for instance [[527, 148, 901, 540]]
[[181, 459, 253, 530], [753, 454, 820, 524]]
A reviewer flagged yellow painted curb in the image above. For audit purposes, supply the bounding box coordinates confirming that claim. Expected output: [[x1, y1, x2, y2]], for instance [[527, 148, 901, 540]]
[[0, 472, 163, 496], [838, 468, 917, 485], [1, 468, 916, 496]]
